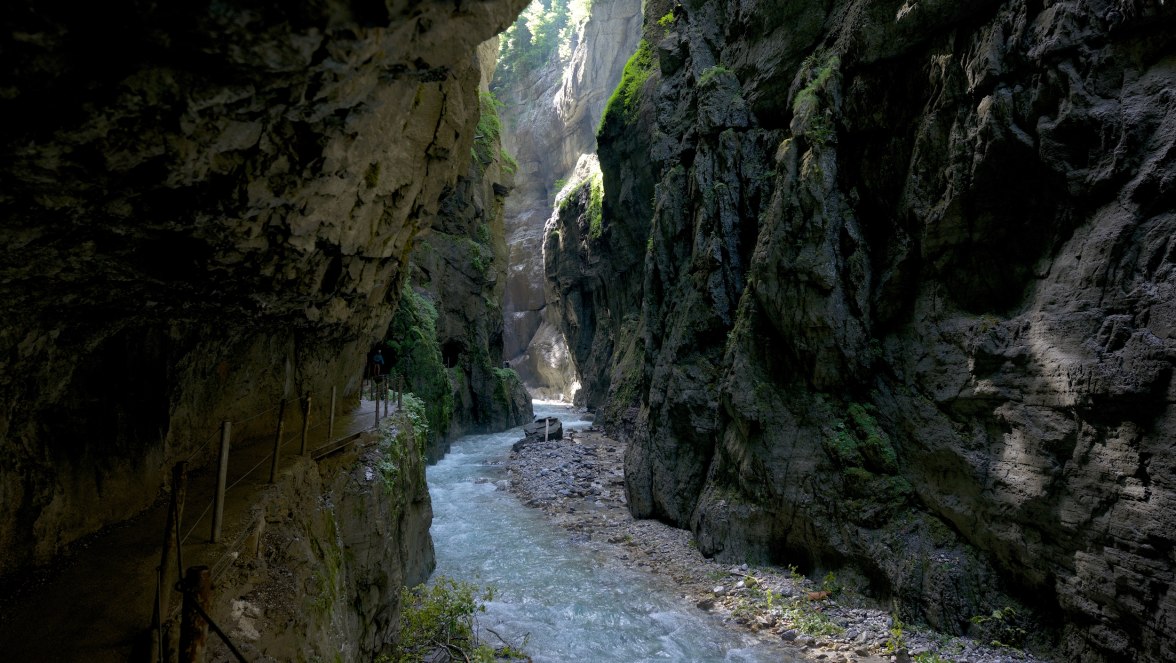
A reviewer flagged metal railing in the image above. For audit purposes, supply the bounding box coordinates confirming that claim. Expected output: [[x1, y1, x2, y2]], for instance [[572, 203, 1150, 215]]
[[149, 374, 406, 662]]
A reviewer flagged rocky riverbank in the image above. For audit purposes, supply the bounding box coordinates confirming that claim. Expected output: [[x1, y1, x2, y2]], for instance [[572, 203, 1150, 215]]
[[506, 423, 1055, 663]]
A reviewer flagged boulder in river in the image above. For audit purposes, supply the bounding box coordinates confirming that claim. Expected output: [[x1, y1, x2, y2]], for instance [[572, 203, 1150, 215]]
[[512, 417, 564, 451]]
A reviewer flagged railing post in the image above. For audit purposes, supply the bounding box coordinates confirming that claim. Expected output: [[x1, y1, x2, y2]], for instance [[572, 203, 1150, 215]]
[[152, 461, 187, 662], [300, 393, 312, 457], [179, 566, 212, 663], [374, 381, 381, 429], [270, 399, 286, 483], [545, 418, 550, 443], [383, 376, 389, 417], [328, 386, 337, 443], [211, 422, 231, 543]]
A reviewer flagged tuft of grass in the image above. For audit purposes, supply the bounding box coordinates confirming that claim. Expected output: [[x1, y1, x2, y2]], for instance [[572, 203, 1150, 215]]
[[599, 39, 654, 133], [381, 576, 525, 663], [698, 64, 733, 88]]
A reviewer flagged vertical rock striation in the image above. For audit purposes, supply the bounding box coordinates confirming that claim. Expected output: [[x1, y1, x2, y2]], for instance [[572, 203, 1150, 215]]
[[0, 0, 527, 577], [570, 0, 1176, 660], [496, 0, 643, 400], [404, 41, 533, 459]]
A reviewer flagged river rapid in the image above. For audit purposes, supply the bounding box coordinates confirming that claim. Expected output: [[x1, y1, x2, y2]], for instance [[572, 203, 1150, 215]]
[[427, 402, 797, 663]]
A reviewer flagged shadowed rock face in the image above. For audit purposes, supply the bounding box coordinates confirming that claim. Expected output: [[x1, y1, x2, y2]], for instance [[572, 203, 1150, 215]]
[[408, 47, 533, 454], [572, 0, 1176, 660], [0, 0, 527, 576]]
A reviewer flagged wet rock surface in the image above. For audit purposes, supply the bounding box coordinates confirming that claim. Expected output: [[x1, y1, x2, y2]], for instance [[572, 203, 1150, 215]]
[[517, 416, 564, 445], [552, 0, 1176, 660], [507, 427, 1053, 663]]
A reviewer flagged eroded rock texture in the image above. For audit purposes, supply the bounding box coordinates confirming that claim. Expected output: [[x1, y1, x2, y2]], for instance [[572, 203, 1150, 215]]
[[207, 432, 434, 662], [575, 0, 1176, 660], [497, 0, 642, 399], [407, 45, 532, 455], [0, 0, 527, 576]]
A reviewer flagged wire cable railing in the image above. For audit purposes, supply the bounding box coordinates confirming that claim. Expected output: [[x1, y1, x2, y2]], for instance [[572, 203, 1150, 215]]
[[151, 373, 405, 662]]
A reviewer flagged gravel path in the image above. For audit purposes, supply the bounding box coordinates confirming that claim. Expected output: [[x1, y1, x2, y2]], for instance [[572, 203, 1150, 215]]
[[505, 425, 1054, 663]]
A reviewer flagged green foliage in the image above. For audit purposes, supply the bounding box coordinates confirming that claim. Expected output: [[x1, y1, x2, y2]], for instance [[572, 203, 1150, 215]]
[[698, 64, 732, 88], [555, 172, 605, 239], [383, 577, 518, 663], [792, 52, 840, 146], [465, 237, 491, 275], [474, 91, 504, 165], [599, 39, 654, 133], [495, 0, 591, 88], [821, 571, 842, 596], [399, 393, 429, 448], [885, 614, 907, 653], [914, 653, 950, 663], [656, 11, 675, 28], [500, 149, 519, 175], [826, 402, 899, 473], [385, 287, 453, 443], [587, 172, 604, 239], [794, 52, 842, 146], [376, 394, 428, 493], [793, 52, 840, 115], [970, 605, 1029, 649], [786, 564, 805, 584], [492, 367, 523, 407], [807, 113, 835, 145], [783, 597, 844, 637], [475, 223, 492, 245]]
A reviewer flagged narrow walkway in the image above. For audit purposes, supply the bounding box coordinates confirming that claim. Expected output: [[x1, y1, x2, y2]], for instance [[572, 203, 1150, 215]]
[[0, 395, 389, 662]]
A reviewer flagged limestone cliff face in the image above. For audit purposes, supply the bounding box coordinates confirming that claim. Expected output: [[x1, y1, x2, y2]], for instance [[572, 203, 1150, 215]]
[[497, 0, 642, 399], [581, 0, 1176, 660], [406, 43, 532, 456], [0, 0, 527, 576]]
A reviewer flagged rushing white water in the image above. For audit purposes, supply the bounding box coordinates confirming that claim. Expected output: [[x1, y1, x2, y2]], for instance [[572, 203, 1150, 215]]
[[428, 402, 797, 663]]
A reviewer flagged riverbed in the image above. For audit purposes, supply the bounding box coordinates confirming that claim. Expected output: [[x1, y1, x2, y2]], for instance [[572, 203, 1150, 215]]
[[427, 403, 794, 662]]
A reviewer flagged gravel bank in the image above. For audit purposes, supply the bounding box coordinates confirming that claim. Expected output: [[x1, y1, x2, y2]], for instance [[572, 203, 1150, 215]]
[[505, 425, 1054, 663]]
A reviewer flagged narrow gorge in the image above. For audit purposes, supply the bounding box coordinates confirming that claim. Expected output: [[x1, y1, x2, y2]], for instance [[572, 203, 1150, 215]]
[[1, 0, 1174, 662]]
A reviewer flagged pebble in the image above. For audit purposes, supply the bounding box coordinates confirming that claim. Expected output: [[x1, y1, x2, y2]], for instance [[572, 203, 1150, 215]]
[[505, 428, 1054, 663]]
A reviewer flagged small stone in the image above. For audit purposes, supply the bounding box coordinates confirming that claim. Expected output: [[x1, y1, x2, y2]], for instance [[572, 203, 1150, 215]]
[[696, 598, 715, 610], [780, 629, 799, 641]]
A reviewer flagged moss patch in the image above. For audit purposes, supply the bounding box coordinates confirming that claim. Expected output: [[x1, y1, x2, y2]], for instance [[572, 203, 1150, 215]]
[[385, 286, 453, 442], [599, 39, 654, 134]]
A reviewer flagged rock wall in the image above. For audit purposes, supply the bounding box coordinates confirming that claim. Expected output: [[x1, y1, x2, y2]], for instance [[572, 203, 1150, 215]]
[[497, 0, 643, 399], [206, 425, 433, 662], [0, 0, 528, 576], [576, 0, 1176, 660], [405, 42, 533, 457]]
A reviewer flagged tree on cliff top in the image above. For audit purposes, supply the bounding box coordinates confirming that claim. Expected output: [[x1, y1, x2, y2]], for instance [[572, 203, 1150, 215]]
[[494, 0, 591, 89]]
